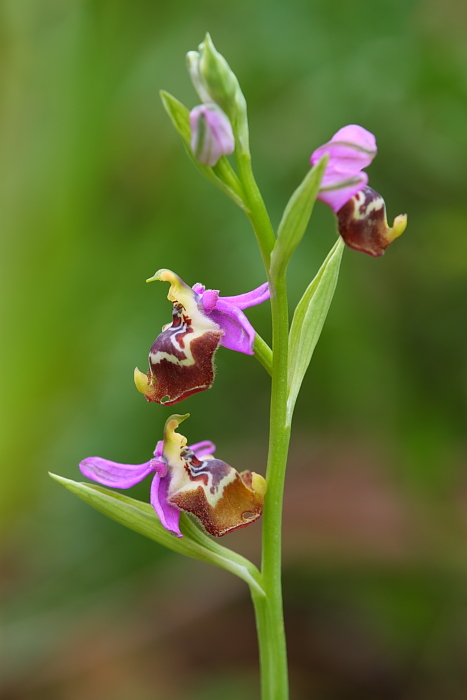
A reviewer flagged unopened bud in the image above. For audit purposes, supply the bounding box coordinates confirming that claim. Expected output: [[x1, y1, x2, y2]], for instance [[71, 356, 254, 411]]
[[186, 51, 212, 104], [337, 186, 407, 257], [190, 104, 235, 167], [197, 34, 239, 115]]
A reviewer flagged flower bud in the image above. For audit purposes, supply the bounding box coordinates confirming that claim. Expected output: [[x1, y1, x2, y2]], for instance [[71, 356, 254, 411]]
[[336, 186, 407, 257], [197, 34, 239, 115], [186, 51, 212, 104], [190, 103, 235, 167]]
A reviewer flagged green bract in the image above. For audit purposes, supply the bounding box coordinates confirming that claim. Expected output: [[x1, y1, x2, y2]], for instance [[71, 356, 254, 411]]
[[197, 33, 239, 116], [49, 473, 264, 596], [270, 155, 328, 280], [287, 237, 344, 423]]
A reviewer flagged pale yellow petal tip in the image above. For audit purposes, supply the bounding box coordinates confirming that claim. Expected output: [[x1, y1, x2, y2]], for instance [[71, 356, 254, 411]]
[[146, 268, 171, 283], [134, 367, 150, 395], [387, 213, 407, 242], [164, 414, 189, 453], [251, 472, 267, 498], [165, 413, 190, 431], [146, 269, 193, 304]]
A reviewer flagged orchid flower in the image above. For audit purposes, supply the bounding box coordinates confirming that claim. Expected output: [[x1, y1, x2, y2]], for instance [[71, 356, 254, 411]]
[[80, 414, 266, 538], [311, 125, 406, 256], [134, 269, 270, 405]]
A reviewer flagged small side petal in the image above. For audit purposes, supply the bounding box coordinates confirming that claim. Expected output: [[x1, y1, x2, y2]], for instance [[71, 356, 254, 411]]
[[200, 289, 219, 314], [79, 457, 154, 489], [153, 440, 164, 459], [219, 282, 270, 310], [209, 299, 256, 355], [190, 440, 216, 458], [150, 472, 182, 537]]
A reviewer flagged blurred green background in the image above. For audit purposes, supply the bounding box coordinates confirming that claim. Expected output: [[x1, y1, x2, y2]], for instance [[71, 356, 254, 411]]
[[1, 0, 467, 698]]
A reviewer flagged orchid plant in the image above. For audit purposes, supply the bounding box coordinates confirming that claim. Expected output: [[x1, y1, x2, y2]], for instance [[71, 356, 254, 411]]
[[51, 34, 406, 699]]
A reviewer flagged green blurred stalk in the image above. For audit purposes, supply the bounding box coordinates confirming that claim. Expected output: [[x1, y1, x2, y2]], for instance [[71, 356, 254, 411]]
[[237, 153, 290, 699]]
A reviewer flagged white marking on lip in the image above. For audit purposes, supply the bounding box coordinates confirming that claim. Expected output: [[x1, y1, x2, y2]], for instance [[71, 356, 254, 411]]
[[150, 324, 200, 367], [167, 453, 238, 508], [182, 464, 237, 507], [352, 193, 384, 220]]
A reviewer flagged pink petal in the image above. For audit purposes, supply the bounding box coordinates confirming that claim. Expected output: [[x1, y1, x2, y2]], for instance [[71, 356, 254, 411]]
[[311, 125, 376, 172], [79, 457, 155, 489], [192, 283, 205, 295], [209, 299, 256, 355], [190, 104, 235, 167], [318, 173, 368, 212], [151, 472, 182, 537], [219, 282, 270, 310], [311, 125, 377, 212], [201, 289, 219, 314], [153, 440, 164, 459], [190, 440, 216, 458]]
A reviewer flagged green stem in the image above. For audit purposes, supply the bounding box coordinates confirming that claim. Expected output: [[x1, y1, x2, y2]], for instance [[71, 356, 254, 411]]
[[251, 589, 276, 697], [235, 150, 276, 268], [236, 153, 290, 699], [260, 274, 290, 699]]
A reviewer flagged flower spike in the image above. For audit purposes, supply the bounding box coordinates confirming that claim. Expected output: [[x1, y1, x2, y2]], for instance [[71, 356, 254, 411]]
[[134, 270, 270, 405], [79, 415, 266, 538]]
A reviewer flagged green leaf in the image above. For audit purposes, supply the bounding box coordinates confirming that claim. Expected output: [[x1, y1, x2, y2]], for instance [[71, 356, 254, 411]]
[[160, 91, 247, 211], [49, 473, 264, 596], [287, 237, 344, 423], [270, 155, 328, 279]]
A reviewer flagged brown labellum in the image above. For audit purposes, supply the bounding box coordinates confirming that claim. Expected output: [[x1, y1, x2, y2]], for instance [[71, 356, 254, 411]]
[[162, 415, 267, 538], [134, 271, 223, 405], [337, 186, 407, 257], [142, 326, 222, 405], [169, 463, 266, 537]]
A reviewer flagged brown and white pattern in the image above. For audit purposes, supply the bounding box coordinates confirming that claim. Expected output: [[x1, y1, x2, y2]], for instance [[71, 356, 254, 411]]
[[134, 270, 223, 405], [336, 186, 407, 257], [163, 415, 267, 537]]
